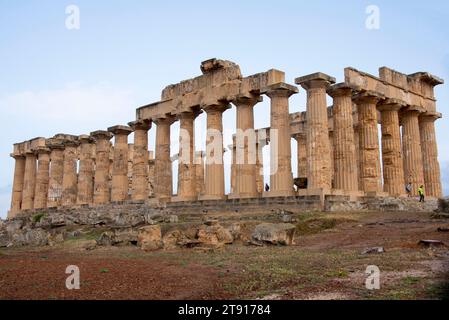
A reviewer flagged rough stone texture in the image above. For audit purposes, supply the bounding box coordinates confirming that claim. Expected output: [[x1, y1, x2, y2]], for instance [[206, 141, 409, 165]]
[[21, 152, 37, 210], [401, 109, 425, 196], [438, 197, 449, 213], [327, 84, 358, 191], [92, 131, 113, 205], [233, 95, 259, 198], [202, 103, 229, 200], [109, 125, 133, 202], [61, 140, 79, 207], [9, 155, 25, 217], [419, 113, 442, 197], [176, 112, 199, 201], [47, 144, 64, 208], [33, 148, 51, 209], [379, 101, 405, 196], [138, 225, 162, 251], [196, 223, 233, 246], [354, 92, 383, 193], [129, 120, 151, 201], [251, 223, 296, 245], [77, 135, 95, 205], [154, 117, 175, 200], [262, 83, 297, 196], [297, 75, 334, 190]]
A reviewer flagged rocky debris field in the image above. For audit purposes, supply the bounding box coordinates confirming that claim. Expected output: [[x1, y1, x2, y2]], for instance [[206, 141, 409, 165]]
[[1, 209, 449, 300]]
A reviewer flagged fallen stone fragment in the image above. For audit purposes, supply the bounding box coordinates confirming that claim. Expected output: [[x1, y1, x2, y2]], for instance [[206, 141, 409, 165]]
[[418, 240, 445, 247], [251, 223, 296, 246], [361, 246, 385, 254], [82, 240, 97, 251], [138, 225, 162, 251], [437, 227, 449, 232]]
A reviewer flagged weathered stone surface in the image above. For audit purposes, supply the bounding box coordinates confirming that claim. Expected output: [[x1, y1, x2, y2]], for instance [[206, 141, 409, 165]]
[[251, 223, 296, 245], [196, 223, 233, 246], [0, 231, 9, 247], [24, 228, 49, 246], [48, 232, 66, 246], [162, 229, 198, 249], [138, 225, 162, 251], [97, 231, 116, 246], [438, 197, 449, 213]]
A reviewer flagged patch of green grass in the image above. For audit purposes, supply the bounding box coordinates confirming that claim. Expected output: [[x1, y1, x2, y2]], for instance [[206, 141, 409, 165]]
[[32, 212, 46, 223], [100, 268, 109, 273], [295, 217, 338, 235], [401, 276, 421, 286], [325, 270, 349, 278], [425, 281, 449, 300]]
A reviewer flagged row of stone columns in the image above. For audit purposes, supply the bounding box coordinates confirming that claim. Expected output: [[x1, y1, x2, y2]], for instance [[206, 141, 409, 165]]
[[9, 73, 443, 216], [293, 73, 442, 198]]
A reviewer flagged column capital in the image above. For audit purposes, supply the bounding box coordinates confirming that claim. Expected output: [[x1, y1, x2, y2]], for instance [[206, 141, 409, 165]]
[[153, 114, 176, 126], [377, 98, 407, 112], [128, 119, 152, 131], [232, 93, 263, 106], [326, 82, 359, 97], [352, 90, 385, 104], [295, 72, 336, 90], [400, 105, 426, 118], [10, 152, 25, 159], [46, 138, 66, 150], [78, 134, 95, 144], [62, 138, 80, 148], [261, 82, 298, 98], [34, 146, 51, 155], [107, 125, 133, 136], [90, 130, 113, 141], [177, 109, 202, 120], [202, 101, 231, 114], [419, 111, 442, 122]]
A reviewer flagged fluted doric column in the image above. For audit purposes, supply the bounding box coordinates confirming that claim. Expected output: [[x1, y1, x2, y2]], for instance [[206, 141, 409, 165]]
[[76, 135, 95, 205], [47, 140, 65, 208], [21, 150, 37, 210], [353, 91, 384, 193], [378, 99, 406, 196], [154, 116, 175, 200], [200, 102, 229, 200], [33, 147, 51, 209], [296, 73, 335, 190], [401, 106, 425, 196], [327, 83, 358, 191], [260, 83, 298, 196], [128, 119, 151, 201], [419, 112, 442, 197], [108, 125, 133, 202], [231, 94, 261, 199], [9, 152, 26, 216], [91, 130, 113, 205], [176, 110, 201, 201], [61, 138, 79, 207]]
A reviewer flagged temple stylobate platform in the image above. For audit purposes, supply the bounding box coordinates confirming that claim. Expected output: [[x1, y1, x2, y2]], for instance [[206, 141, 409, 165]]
[[7, 59, 444, 218]]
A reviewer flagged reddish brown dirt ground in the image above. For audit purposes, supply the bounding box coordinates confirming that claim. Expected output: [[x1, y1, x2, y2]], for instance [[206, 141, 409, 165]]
[[1, 211, 449, 300]]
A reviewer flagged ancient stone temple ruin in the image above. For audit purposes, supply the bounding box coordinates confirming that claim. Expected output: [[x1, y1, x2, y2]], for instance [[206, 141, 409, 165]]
[[7, 59, 444, 218]]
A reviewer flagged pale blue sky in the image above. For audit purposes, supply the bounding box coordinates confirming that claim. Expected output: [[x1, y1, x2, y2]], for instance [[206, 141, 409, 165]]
[[0, 0, 448, 218]]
